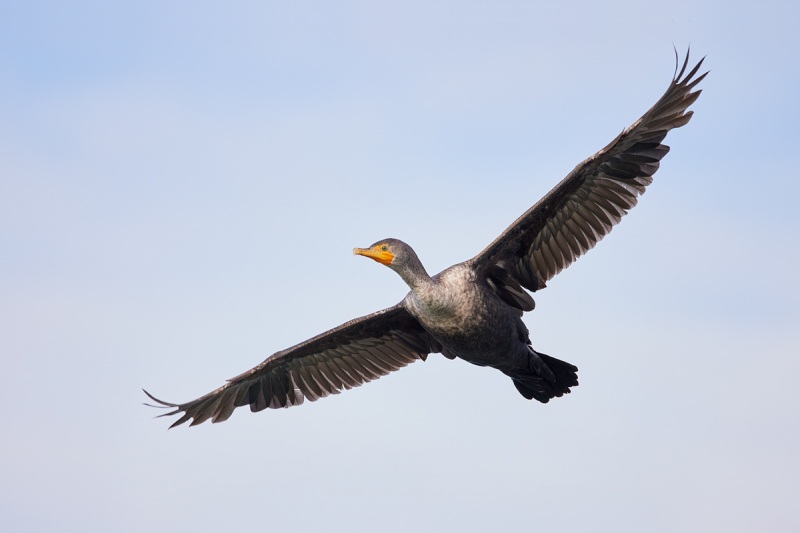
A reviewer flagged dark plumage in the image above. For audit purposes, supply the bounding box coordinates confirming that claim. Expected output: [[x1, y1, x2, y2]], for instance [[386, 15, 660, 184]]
[[145, 51, 707, 428]]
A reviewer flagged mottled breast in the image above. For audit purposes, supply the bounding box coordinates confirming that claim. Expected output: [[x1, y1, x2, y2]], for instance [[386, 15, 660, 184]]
[[403, 263, 522, 360]]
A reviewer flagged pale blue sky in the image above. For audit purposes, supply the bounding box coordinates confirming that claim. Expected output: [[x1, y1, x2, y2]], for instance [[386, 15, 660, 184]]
[[2, 1, 799, 532]]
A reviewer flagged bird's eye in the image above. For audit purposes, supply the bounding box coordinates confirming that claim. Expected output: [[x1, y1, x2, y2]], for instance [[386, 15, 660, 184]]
[[381, 245, 388, 252]]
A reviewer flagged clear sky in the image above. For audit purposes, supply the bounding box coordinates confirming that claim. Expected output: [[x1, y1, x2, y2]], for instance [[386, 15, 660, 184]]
[[2, 1, 798, 532]]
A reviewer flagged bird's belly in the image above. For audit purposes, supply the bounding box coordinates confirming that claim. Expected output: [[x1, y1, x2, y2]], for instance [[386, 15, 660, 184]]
[[428, 318, 520, 367], [405, 289, 526, 369]]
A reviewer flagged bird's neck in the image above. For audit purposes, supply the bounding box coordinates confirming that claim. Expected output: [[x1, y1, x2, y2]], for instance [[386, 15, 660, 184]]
[[394, 257, 433, 293]]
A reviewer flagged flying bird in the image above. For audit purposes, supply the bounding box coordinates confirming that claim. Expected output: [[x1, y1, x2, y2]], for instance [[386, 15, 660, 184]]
[[146, 51, 707, 428]]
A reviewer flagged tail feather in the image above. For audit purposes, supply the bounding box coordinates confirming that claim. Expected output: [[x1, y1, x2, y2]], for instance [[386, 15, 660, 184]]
[[512, 351, 578, 403]]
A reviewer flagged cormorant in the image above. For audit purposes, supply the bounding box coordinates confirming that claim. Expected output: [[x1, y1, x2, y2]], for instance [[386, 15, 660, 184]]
[[146, 51, 706, 427]]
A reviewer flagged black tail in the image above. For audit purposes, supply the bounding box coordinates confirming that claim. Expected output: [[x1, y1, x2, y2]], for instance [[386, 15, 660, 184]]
[[512, 351, 579, 403]]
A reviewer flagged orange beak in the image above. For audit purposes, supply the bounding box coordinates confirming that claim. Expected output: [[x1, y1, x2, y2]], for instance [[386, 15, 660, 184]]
[[353, 245, 395, 266]]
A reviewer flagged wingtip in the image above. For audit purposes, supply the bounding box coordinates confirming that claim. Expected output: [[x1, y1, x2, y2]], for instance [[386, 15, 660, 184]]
[[673, 47, 711, 84], [672, 46, 690, 81], [672, 44, 680, 77], [142, 388, 178, 408], [169, 413, 193, 429]]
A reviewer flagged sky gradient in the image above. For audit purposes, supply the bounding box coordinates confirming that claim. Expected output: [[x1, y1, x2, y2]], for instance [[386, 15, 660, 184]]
[[2, 1, 799, 532]]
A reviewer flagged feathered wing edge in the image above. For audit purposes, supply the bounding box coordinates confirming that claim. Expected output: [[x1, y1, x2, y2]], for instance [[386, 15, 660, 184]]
[[144, 304, 437, 428], [471, 50, 708, 294]]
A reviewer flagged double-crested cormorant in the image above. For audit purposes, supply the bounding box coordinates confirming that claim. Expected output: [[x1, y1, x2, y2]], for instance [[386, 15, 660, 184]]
[[146, 52, 706, 427]]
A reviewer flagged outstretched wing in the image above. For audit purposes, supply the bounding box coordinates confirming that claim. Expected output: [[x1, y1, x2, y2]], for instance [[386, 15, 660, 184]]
[[471, 51, 707, 293], [145, 304, 436, 428]]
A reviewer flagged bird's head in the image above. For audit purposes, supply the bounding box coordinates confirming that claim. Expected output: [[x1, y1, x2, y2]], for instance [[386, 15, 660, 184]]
[[353, 238, 427, 280], [353, 238, 406, 267], [354, 239, 431, 291]]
